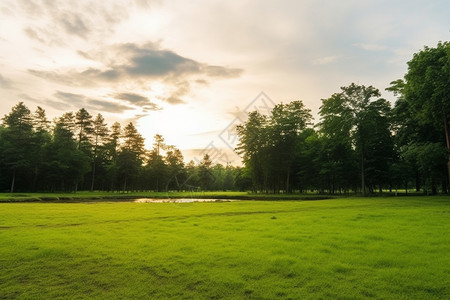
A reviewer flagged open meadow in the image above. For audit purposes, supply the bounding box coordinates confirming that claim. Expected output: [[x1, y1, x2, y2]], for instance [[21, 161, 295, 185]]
[[1, 196, 449, 299]]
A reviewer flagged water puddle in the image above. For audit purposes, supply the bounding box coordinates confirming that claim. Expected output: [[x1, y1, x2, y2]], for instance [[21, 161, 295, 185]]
[[134, 198, 238, 203]]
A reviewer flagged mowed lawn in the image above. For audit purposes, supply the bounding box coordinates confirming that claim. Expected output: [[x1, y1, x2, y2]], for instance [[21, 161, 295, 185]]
[[1, 197, 449, 299]]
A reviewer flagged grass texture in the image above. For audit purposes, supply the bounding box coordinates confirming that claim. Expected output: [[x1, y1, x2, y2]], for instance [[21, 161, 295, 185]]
[[1, 197, 449, 299]]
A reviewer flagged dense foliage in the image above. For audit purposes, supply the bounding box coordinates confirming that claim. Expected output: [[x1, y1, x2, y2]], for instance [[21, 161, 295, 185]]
[[237, 42, 449, 195], [0, 104, 242, 193], [1, 42, 449, 194]]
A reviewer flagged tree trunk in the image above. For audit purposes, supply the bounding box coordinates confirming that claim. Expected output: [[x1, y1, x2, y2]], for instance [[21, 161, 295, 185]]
[[286, 166, 290, 194], [405, 180, 408, 196], [90, 162, 96, 192], [10, 168, 16, 193], [444, 114, 450, 189], [415, 170, 420, 192], [361, 151, 365, 195], [123, 177, 127, 192], [431, 177, 437, 195], [32, 165, 38, 192]]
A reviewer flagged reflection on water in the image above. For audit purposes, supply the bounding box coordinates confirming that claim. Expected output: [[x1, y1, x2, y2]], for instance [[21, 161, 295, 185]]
[[134, 198, 238, 203]]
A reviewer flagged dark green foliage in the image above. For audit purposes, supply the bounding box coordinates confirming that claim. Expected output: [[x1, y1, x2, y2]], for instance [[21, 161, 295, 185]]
[[44, 114, 90, 192], [75, 108, 94, 153], [117, 122, 146, 191], [145, 150, 167, 192], [164, 146, 186, 191], [198, 154, 214, 190], [236, 84, 396, 194], [89, 114, 110, 191], [236, 101, 312, 193], [388, 41, 450, 194], [319, 84, 395, 194], [1, 102, 35, 192]]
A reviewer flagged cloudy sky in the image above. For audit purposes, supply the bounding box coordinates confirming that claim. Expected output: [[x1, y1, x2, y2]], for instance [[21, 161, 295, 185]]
[[0, 0, 449, 164]]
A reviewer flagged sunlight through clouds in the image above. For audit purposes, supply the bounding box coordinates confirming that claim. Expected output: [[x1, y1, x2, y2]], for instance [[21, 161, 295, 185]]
[[0, 0, 449, 159]]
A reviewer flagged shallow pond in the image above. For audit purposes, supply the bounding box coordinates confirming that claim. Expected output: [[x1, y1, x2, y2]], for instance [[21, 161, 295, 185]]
[[134, 198, 238, 203]]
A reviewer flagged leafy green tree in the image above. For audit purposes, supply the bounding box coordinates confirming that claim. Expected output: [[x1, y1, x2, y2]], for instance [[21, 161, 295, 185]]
[[360, 99, 395, 192], [45, 112, 90, 191], [316, 93, 359, 194], [183, 160, 200, 191], [165, 145, 185, 191], [402, 143, 447, 194], [233, 166, 252, 191], [0, 125, 7, 190], [117, 122, 146, 191], [388, 42, 450, 193], [89, 113, 109, 191], [317, 90, 357, 193], [237, 101, 312, 193], [143, 134, 167, 191], [122, 122, 146, 161], [223, 164, 235, 191], [211, 164, 225, 190], [236, 111, 269, 192], [153, 134, 165, 156], [75, 108, 94, 153], [1, 102, 34, 192], [54, 112, 76, 143], [104, 122, 122, 191], [294, 129, 323, 192], [33, 106, 51, 132], [415, 143, 447, 194], [268, 101, 312, 192], [146, 152, 166, 192], [31, 106, 51, 191], [401, 41, 450, 186], [198, 154, 214, 190], [107, 122, 122, 158], [319, 83, 393, 194]]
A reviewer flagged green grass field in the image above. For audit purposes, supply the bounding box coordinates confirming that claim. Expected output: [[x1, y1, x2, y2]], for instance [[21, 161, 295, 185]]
[[1, 197, 449, 299]]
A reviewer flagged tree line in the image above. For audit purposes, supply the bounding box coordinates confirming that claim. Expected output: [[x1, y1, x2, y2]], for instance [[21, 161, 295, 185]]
[[237, 41, 449, 195], [0, 104, 245, 193], [1, 41, 449, 194]]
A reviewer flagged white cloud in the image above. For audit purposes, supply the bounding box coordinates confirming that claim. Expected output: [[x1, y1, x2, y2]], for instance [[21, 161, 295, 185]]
[[0, 73, 13, 89], [312, 56, 339, 65], [354, 43, 388, 51]]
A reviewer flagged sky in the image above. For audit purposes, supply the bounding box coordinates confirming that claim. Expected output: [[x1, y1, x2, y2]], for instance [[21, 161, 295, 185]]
[[0, 0, 449, 165]]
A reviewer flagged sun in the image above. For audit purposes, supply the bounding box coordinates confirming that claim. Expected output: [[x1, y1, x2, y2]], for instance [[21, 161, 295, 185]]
[[137, 104, 207, 151]]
